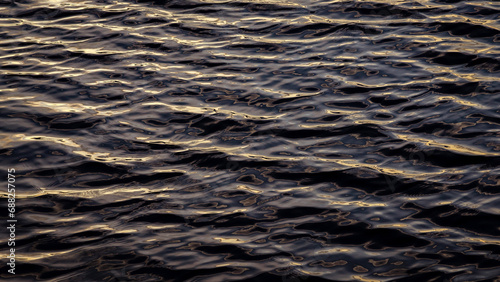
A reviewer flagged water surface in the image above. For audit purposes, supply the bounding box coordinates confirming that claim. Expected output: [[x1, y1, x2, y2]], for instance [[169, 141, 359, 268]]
[[1, 0, 500, 281]]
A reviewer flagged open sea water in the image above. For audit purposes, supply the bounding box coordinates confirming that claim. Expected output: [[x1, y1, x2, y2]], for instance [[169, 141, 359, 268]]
[[1, 0, 500, 281]]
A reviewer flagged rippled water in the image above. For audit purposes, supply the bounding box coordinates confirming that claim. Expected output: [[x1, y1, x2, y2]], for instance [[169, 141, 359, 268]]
[[1, 0, 500, 281]]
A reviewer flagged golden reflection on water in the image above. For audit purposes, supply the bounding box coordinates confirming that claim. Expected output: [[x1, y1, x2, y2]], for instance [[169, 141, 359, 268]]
[[395, 133, 500, 156], [15, 250, 74, 262]]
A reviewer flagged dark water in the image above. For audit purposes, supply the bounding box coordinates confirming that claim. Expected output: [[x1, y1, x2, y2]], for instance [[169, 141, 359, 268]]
[[1, 0, 500, 281]]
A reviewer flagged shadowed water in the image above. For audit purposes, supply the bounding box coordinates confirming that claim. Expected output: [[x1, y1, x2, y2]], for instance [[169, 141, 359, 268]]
[[1, 0, 500, 281]]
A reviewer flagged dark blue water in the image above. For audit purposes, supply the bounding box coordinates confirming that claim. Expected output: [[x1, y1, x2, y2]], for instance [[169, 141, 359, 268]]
[[1, 0, 500, 281]]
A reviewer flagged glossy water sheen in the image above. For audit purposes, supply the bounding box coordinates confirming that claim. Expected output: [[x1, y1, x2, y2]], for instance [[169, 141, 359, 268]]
[[1, 0, 499, 281]]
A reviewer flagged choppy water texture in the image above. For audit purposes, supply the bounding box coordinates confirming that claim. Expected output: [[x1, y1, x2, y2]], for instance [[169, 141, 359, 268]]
[[1, 0, 500, 281]]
